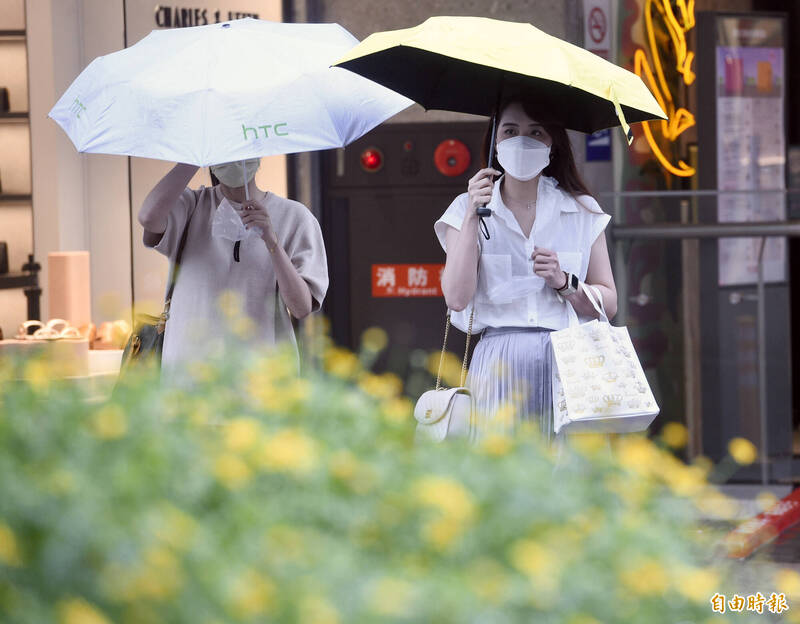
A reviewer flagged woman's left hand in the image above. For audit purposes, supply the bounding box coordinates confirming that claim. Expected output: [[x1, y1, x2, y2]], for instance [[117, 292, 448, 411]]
[[532, 246, 566, 290], [239, 199, 278, 248]]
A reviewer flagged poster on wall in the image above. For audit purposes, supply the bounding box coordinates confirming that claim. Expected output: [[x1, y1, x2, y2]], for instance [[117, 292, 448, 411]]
[[715, 16, 786, 286]]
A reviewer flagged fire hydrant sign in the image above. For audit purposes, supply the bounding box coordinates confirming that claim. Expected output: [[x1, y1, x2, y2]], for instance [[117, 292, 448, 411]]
[[372, 264, 444, 297]]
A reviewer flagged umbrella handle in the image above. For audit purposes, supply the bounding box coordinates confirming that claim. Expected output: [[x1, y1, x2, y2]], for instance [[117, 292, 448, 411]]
[[241, 160, 250, 201], [477, 98, 501, 220]]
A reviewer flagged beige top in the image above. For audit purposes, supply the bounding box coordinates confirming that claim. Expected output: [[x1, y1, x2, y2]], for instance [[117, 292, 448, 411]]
[[146, 185, 328, 375]]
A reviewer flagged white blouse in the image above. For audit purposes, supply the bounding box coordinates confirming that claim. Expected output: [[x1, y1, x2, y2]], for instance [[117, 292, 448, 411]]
[[434, 175, 610, 333]]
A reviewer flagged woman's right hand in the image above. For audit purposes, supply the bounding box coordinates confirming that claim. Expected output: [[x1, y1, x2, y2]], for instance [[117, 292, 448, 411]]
[[467, 168, 501, 215]]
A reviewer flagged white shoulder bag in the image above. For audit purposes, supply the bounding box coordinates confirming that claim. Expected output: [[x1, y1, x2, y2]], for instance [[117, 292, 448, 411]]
[[414, 309, 475, 442], [551, 283, 659, 434]]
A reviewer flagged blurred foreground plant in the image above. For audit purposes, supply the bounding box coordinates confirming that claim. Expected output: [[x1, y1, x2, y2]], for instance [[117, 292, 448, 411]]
[[0, 343, 784, 623]]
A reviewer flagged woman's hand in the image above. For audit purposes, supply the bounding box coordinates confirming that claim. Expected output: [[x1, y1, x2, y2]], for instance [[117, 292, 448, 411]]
[[532, 246, 566, 290], [238, 199, 278, 248], [467, 168, 501, 215]]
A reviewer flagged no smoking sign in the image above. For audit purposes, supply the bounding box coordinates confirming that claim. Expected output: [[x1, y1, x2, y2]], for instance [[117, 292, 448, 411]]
[[589, 7, 606, 43], [583, 0, 610, 56]]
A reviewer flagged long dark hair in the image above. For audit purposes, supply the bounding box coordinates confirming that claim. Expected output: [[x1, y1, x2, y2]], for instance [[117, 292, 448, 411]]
[[481, 95, 593, 198]]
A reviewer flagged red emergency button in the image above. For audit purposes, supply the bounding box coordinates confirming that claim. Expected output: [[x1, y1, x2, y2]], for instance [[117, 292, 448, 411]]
[[434, 139, 470, 177], [360, 147, 384, 172]]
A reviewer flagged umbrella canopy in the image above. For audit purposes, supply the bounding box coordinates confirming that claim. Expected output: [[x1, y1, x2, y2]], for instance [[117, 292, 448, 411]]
[[49, 19, 412, 166], [334, 16, 666, 139]]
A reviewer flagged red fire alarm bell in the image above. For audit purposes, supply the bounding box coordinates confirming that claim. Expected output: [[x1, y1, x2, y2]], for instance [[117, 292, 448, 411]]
[[433, 139, 470, 177]]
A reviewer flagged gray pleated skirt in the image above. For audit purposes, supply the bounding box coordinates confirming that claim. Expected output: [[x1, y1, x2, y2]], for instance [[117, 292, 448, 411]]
[[466, 326, 555, 443]]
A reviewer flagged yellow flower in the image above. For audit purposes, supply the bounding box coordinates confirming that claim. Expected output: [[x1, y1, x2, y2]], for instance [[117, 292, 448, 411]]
[[229, 568, 276, 618], [24, 359, 52, 392], [422, 516, 466, 550], [413, 476, 475, 523], [570, 433, 608, 456], [775, 569, 800, 598], [693, 488, 740, 520], [662, 463, 707, 498], [661, 422, 689, 449], [224, 418, 261, 452], [0, 522, 22, 566], [58, 598, 111, 624], [509, 539, 556, 580], [481, 433, 513, 457], [728, 437, 757, 465], [618, 558, 669, 596], [298, 595, 340, 624], [692, 455, 714, 477], [368, 577, 415, 617], [380, 397, 413, 424], [91, 404, 127, 440], [358, 372, 402, 400], [426, 351, 464, 388], [217, 290, 244, 320], [756, 491, 779, 512], [231, 315, 256, 339], [615, 435, 660, 476], [257, 428, 317, 475], [248, 378, 309, 413], [492, 403, 516, 429], [674, 566, 719, 602], [213, 453, 252, 489], [361, 326, 389, 352], [324, 347, 360, 379]]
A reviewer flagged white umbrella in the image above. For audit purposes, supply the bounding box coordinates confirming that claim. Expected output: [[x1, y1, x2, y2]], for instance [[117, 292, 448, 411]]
[[48, 18, 411, 166]]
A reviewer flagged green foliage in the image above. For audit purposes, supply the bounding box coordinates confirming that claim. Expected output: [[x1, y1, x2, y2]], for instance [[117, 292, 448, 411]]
[[0, 345, 772, 623]]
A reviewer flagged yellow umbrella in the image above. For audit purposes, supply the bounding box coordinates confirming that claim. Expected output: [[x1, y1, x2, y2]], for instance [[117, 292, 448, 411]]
[[334, 16, 666, 142]]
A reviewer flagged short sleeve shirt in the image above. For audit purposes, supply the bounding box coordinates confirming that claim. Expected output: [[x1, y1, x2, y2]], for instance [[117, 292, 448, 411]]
[[434, 175, 610, 332], [146, 185, 328, 374]]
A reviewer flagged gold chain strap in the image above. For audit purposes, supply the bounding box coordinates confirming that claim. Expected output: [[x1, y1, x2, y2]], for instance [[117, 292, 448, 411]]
[[461, 310, 474, 387], [434, 308, 474, 391]]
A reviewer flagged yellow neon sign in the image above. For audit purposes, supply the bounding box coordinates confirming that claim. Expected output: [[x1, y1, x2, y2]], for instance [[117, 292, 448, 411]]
[[634, 0, 696, 177]]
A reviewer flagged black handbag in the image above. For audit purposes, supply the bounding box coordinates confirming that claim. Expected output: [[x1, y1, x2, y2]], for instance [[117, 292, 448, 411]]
[[119, 213, 193, 376]]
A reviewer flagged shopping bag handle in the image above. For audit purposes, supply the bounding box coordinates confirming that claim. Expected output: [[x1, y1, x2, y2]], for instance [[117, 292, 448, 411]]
[[565, 282, 608, 327]]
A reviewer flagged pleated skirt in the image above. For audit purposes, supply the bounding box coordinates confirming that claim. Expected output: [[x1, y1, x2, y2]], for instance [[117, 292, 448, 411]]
[[466, 326, 555, 443]]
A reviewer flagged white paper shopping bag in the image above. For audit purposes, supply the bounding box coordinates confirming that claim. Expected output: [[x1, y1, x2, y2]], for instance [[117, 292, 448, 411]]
[[551, 285, 659, 434]]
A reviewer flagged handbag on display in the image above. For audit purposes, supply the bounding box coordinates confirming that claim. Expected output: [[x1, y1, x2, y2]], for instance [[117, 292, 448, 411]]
[[551, 283, 659, 434], [414, 309, 475, 442], [119, 213, 193, 376]]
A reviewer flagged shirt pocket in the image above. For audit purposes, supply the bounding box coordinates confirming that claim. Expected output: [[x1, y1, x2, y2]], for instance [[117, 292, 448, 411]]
[[476, 253, 512, 304], [556, 251, 583, 279]]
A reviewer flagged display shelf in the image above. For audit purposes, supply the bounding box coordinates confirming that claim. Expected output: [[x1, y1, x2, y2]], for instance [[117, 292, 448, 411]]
[[0, 194, 32, 204], [0, 112, 28, 123], [0, 272, 36, 290]]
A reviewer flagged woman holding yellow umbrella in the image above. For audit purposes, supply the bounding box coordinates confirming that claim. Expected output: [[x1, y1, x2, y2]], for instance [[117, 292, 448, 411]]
[[336, 16, 665, 441], [435, 95, 616, 441]]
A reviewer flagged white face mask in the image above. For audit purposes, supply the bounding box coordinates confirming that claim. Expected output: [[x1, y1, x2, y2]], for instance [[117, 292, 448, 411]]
[[210, 158, 260, 187], [496, 136, 551, 181], [211, 197, 263, 241]]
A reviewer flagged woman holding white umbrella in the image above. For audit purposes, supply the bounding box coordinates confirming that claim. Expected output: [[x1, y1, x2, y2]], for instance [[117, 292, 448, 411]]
[[138, 158, 327, 377], [48, 18, 411, 377]]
